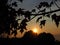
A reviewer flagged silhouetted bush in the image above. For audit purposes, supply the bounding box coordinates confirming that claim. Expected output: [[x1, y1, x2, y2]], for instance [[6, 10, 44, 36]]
[[37, 32, 55, 45], [0, 31, 60, 45]]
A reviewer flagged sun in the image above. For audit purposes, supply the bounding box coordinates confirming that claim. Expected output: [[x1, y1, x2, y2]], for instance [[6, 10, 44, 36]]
[[33, 28, 38, 33]]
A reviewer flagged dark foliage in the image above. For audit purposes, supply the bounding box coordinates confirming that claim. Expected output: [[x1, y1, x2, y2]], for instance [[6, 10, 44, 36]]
[[36, 16, 42, 22], [40, 20, 46, 28], [0, 0, 60, 36], [31, 9, 36, 12], [38, 32, 55, 45], [18, 19, 28, 33], [18, 0, 23, 3], [12, 2, 17, 7], [0, 32, 60, 45], [52, 13, 60, 27]]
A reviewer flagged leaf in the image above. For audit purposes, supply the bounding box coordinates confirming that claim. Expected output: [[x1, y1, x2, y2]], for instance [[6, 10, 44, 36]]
[[52, 14, 60, 27], [31, 9, 36, 12], [46, 14, 50, 18], [20, 29, 24, 33], [20, 24, 27, 33], [20, 19, 28, 26], [55, 16, 60, 27], [51, 13, 56, 21], [18, 19, 28, 33], [17, 8, 24, 15], [36, 17, 42, 22], [55, 21, 59, 27], [40, 20, 46, 28], [50, 1, 54, 7], [24, 11, 31, 20], [36, 4, 42, 9], [40, 2, 50, 7], [18, 0, 23, 3], [12, 2, 17, 7], [12, 30, 17, 36]]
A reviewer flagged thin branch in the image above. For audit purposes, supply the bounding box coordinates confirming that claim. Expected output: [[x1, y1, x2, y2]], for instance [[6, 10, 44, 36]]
[[30, 8, 60, 21], [31, 9, 60, 15]]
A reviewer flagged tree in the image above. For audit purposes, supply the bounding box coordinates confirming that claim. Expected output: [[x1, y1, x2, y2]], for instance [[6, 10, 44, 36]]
[[0, 0, 60, 37], [37, 32, 55, 45]]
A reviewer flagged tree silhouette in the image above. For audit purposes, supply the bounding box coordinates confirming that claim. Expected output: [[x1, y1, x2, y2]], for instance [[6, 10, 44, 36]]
[[21, 30, 38, 45], [0, 31, 60, 45], [37, 32, 55, 45], [0, 0, 60, 37]]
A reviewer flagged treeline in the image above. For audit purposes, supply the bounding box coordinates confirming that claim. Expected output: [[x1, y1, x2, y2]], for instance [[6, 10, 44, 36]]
[[0, 31, 60, 45]]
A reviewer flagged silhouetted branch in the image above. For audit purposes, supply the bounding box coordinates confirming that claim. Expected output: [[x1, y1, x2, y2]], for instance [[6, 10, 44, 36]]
[[31, 9, 60, 15], [30, 9, 60, 21]]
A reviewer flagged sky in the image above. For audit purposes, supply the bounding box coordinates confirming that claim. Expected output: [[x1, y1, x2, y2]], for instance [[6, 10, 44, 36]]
[[7, 0, 60, 40]]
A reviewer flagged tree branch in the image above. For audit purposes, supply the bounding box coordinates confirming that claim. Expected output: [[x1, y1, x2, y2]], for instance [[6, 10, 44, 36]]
[[31, 9, 60, 15], [30, 8, 60, 21]]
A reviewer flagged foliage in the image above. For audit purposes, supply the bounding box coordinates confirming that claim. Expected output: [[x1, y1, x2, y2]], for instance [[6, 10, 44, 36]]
[[0, 0, 60, 37], [0, 31, 58, 45]]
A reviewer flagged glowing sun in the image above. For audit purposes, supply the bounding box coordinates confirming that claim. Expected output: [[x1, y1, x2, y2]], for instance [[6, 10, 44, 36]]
[[33, 28, 38, 33]]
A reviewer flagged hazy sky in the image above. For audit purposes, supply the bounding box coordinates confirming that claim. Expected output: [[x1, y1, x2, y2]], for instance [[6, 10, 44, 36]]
[[8, 0, 60, 40]]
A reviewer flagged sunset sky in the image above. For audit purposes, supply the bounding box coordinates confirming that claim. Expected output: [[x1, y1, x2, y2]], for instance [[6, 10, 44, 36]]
[[7, 0, 60, 40]]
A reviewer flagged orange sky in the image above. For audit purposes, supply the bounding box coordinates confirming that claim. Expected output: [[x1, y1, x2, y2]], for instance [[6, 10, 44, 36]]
[[26, 16, 60, 40], [1, 15, 60, 40]]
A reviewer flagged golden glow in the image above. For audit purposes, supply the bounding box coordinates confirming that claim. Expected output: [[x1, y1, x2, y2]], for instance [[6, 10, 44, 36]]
[[33, 28, 38, 33]]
